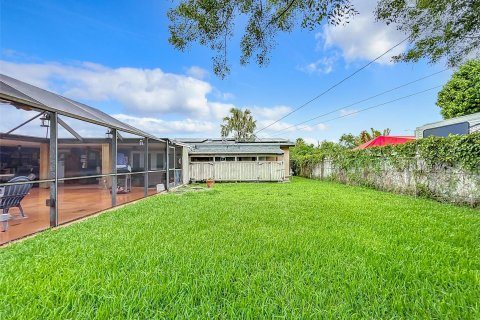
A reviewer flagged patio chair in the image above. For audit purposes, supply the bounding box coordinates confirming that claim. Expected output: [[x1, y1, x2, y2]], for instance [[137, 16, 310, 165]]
[[0, 175, 35, 231]]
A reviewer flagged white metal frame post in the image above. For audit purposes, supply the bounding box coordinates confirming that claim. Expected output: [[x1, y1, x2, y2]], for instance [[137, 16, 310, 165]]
[[49, 112, 58, 227], [111, 129, 117, 207]]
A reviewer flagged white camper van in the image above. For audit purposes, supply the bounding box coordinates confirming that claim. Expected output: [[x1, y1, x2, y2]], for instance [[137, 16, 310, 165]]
[[415, 112, 480, 139]]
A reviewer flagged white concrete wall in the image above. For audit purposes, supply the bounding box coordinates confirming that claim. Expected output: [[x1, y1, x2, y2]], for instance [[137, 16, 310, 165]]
[[308, 159, 480, 206]]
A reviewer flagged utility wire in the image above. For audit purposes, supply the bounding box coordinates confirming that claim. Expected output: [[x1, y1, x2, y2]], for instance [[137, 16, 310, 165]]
[[268, 85, 442, 137], [263, 68, 448, 135], [255, 36, 409, 134]]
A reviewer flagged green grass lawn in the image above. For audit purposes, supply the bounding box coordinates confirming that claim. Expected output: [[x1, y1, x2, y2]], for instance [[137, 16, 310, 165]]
[[1, 177, 479, 319]]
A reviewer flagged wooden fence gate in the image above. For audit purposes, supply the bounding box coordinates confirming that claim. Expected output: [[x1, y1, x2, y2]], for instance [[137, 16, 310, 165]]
[[189, 161, 285, 182]]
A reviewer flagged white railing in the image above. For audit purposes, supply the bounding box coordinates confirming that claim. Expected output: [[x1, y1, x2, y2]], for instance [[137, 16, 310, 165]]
[[189, 161, 285, 182]]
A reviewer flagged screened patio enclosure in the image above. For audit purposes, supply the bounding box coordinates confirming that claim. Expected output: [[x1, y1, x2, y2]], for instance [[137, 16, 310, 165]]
[[0, 74, 186, 244]]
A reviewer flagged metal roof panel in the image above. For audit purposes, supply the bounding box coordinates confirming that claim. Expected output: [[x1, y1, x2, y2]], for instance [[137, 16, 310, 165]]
[[0, 74, 157, 139], [190, 144, 284, 155]]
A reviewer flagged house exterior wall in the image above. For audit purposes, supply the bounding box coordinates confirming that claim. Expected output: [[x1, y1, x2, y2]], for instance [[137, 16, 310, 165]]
[[182, 146, 189, 185], [189, 161, 285, 182], [281, 147, 290, 177], [185, 140, 294, 182]]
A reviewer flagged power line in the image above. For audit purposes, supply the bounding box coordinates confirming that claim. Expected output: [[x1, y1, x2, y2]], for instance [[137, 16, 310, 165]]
[[263, 68, 448, 135], [268, 85, 442, 137], [270, 85, 442, 137], [255, 36, 409, 134]]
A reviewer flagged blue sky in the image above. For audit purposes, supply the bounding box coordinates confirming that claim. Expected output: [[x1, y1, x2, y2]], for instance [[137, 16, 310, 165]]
[[0, 0, 451, 144]]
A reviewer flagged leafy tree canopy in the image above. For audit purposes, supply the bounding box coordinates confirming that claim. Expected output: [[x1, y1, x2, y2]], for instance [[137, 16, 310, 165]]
[[168, 0, 357, 78], [376, 0, 479, 67], [436, 59, 480, 119], [168, 0, 479, 78], [221, 107, 257, 141], [338, 133, 357, 148], [339, 128, 391, 148]]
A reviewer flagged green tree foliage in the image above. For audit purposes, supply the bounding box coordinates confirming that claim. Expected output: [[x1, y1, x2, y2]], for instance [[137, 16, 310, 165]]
[[338, 133, 357, 148], [436, 60, 480, 119], [295, 137, 307, 146], [339, 128, 391, 148], [290, 138, 347, 176], [168, 0, 479, 77], [359, 128, 391, 144], [376, 0, 480, 67], [292, 132, 480, 178], [168, 0, 357, 78], [221, 108, 257, 141]]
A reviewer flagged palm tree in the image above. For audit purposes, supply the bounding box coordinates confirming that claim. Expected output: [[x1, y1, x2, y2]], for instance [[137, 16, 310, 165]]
[[357, 128, 391, 145], [220, 108, 256, 141]]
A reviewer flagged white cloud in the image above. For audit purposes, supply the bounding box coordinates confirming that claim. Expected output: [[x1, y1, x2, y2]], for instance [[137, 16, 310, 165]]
[[0, 102, 108, 138], [303, 137, 319, 146], [258, 120, 328, 135], [299, 56, 338, 74], [113, 114, 217, 135], [0, 100, 220, 138], [221, 92, 235, 100], [0, 59, 297, 137], [250, 105, 292, 120], [319, 0, 406, 64], [0, 60, 224, 118], [208, 102, 235, 120], [211, 88, 236, 101], [0, 102, 46, 137], [339, 109, 358, 117], [257, 120, 296, 133], [300, 123, 329, 132], [185, 66, 208, 79]]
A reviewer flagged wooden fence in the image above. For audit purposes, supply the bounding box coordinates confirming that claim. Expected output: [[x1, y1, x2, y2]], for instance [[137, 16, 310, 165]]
[[189, 161, 286, 182]]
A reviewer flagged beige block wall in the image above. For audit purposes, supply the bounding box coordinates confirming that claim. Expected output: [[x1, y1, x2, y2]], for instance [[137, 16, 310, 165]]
[[182, 146, 189, 185], [281, 147, 291, 178]]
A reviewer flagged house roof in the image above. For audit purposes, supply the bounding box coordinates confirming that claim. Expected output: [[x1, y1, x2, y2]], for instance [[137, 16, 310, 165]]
[[0, 74, 158, 140], [177, 137, 294, 155], [189, 144, 284, 155], [176, 137, 295, 146]]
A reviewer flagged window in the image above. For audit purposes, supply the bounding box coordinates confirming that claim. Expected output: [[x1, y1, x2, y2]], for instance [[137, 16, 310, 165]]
[[156, 153, 165, 170], [238, 156, 256, 161], [215, 156, 235, 162], [148, 140, 166, 171], [132, 152, 141, 169], [191, 157, 213, 162], [175, 146, 182, 169]]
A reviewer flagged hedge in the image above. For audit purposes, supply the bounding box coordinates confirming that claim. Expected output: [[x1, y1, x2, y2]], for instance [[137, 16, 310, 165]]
[[293, 133, 480, 176]]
